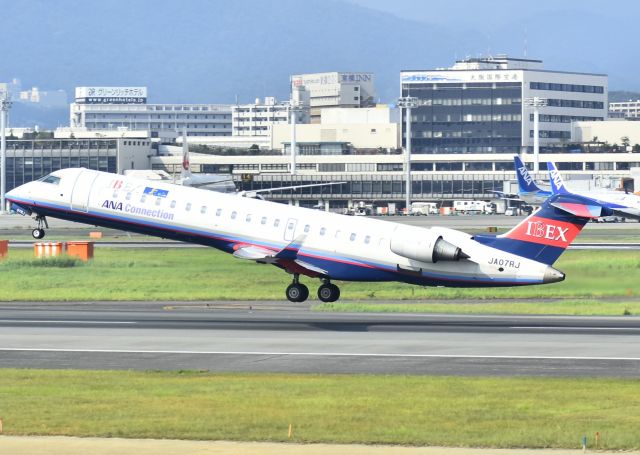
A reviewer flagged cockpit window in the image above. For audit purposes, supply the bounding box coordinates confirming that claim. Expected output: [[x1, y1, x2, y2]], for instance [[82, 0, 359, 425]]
[[39, 175, 61, 185]]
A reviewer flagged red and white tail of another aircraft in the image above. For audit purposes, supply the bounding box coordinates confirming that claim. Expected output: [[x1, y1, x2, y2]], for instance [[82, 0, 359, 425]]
[[7, 168, 610, 302]]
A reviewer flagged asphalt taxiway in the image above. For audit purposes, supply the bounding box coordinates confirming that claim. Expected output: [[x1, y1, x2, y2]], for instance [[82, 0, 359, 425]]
[[1, 301, 639, 377]]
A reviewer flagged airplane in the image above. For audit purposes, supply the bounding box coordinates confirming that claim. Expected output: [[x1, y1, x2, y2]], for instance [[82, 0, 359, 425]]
[[547, 161, 640, 220], [510, 155, 552, 205], [6, 168, 610, 302]]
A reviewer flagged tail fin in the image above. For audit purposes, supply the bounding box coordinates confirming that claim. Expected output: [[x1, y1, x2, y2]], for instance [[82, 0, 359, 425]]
[[547, 161, 569, 195], [181, 127, 191, 180], [514, 156, 543, 193], [475, 193, 605, 265]]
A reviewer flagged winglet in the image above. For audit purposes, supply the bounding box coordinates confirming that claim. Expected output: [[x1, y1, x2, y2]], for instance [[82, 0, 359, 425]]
[[547, 161, 569, 195]]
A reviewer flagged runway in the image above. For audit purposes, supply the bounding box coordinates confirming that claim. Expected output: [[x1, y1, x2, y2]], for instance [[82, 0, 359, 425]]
[[1, 301, 639, 377]]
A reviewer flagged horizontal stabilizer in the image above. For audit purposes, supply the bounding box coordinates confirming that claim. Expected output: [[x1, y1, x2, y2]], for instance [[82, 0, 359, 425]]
[[550, 200, 601, 218]]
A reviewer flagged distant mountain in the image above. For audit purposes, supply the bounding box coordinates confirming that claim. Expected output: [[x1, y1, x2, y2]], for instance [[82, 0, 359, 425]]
[[1, 0, 638, 129], [609, 91, 640, 103]]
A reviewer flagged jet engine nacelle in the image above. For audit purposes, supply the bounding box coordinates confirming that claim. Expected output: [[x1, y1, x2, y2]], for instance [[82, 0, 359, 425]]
[[390, 226, 466, 263]]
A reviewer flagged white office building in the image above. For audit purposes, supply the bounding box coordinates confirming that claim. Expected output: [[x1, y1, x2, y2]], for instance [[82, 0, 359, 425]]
[[291, 72, 376, 123], [609, 100, 640, 119], [232, 95, 310, 137], [70, 87, 233, 140], [400, 56, 608, 154]]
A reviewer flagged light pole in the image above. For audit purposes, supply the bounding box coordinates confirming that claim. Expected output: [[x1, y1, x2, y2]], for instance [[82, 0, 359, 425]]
[[524, 96, 547, 173], [0, 92, 12, 214], [397, 96, 418, 213], [289, 101, 302, 176]]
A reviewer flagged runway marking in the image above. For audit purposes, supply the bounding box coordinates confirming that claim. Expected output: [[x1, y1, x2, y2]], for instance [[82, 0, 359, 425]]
[[0, 320, 137, 325], [1, 348, 639, 361]]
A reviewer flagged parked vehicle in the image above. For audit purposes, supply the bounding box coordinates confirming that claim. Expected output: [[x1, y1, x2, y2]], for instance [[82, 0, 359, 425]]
[[410, 202, 438, 216], [453, 200, 495, 215]]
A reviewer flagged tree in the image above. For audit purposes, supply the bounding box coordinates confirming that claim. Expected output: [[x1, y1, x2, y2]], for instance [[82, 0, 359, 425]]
[[621, 136, 630, 147]]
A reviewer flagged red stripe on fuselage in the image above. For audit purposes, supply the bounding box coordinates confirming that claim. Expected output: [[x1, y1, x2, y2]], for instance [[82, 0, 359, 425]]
[[502, 215, 581, 248]]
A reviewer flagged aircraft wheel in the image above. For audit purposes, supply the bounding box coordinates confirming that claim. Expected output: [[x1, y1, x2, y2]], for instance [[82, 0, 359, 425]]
[[32, 228, 45, 239], [318, 283, 340, 302], [286, 283, 309, 302]]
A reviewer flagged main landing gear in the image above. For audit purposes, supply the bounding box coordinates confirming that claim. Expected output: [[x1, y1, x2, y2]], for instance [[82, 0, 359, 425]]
[[31, 215, 48, 239], [285, 274, 341, 303]]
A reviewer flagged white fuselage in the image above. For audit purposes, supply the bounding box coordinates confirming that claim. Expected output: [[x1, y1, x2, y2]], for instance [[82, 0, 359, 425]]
[[7, 168, 556, 287]]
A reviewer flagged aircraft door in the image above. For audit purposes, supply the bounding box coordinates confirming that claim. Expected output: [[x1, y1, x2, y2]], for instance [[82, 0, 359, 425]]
[[284, 218, 298, 241], [70, 170, 100, 212]]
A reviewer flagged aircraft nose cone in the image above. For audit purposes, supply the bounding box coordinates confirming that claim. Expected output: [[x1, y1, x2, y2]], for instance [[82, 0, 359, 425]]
[[543, 266, 565, 284]]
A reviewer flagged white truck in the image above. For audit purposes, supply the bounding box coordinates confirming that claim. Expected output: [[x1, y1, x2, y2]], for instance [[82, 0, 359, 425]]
[[410, 202, 438, 216], [453, 200, 495, 215]]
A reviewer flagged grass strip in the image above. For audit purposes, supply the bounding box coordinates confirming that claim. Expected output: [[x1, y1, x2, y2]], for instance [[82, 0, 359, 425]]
[[315, 300, 640, 316], [0, 249, 640, 302], [0, 369, 638, 449]]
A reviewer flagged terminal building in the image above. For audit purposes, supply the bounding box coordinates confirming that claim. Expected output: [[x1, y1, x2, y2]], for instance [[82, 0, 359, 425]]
[[400, 55, 607, 154], [70, 87, 233, 140], [2, 138, 152, 191]]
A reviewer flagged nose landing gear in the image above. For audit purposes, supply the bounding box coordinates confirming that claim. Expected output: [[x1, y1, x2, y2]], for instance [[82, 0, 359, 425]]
[[31, 215, 48, 239]]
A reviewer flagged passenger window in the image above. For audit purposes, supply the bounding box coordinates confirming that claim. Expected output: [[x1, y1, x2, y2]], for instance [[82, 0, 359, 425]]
[[246, 214, 252, 222], [201, 206, 207, 214], [140, 194, 147, 203], [304, 225, 310, 233], [170, 200, 176, 208], [364, 235, 371, 244], [113, 191, 119, 198], [155, 198, 162, 206], [320, 227, 326, 236], [350, 233, 356, 241], [287, 222, 295, 231], [274, 219, 280, 227], [261, 217, 267, 225], [185, 202, 192, 211], [216, 208, 222, 216], [126, 192, 132, 201], [335, 230, 341, 239], [231, 211, 237, 219]]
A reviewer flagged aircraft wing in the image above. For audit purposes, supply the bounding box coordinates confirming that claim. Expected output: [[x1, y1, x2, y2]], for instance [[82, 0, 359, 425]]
[[232, 237, 328, 277], [238, 182, 346, 198], [612, 207, 640, 220], [232, 245, 279, 261]]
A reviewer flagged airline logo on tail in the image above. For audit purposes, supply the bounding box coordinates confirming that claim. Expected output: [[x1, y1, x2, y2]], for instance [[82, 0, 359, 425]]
[[505, 215, 581, 248], [549, 168, 565, 192], [518, 165, 533, 186]]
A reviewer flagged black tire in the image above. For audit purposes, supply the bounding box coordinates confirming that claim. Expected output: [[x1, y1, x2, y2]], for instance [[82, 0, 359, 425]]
[[32, 228, 45, 239], [317, 283, 340, 303], [286, 283, 309, 302]]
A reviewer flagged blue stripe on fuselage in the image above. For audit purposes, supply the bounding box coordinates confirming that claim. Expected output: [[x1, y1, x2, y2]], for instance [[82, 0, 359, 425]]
[[7, 196, 542, 287]]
